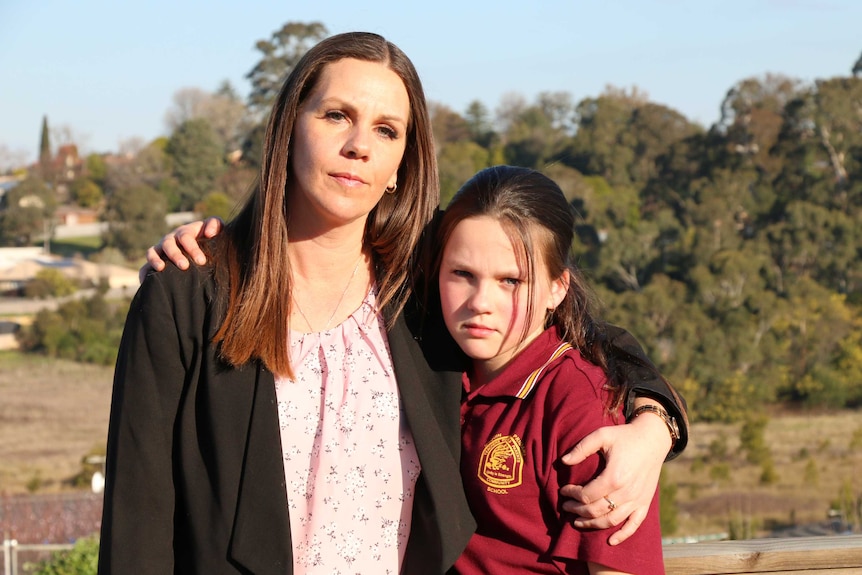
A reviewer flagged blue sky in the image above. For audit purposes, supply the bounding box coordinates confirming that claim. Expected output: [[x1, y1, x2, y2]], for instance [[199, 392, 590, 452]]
[[1, 0, 859, 168]]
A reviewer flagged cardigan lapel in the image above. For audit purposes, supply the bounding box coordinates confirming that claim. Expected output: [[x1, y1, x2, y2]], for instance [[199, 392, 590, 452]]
[[228, 364, 293, 574], [386, 312, 477, 572]]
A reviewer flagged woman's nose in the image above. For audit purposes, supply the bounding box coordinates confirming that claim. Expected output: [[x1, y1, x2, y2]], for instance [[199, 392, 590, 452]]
[[343, 129, 371, 159]]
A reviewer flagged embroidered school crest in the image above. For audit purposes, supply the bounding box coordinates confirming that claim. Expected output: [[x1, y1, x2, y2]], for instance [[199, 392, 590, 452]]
[[477, 434, 524, 492]]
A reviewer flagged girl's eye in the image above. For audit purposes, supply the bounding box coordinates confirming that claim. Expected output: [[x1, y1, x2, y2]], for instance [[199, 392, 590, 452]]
[[453, 269, 472, 279], [503, 278, 522, 287]]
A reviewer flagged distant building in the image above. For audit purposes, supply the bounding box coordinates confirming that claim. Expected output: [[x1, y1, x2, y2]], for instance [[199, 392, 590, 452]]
[[0, 247, 139, 295], [53, 144, 84, 182], [0, 320, 20, 350], [55, 205, 100, 226]]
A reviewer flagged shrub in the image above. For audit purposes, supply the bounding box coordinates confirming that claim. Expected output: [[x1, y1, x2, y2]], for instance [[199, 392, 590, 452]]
[[850, 426, 862, 450], [26, 537, 99, 575], [803, 458, 819, 486], [24, 268, 78, 299], [739, 414, 771, 465], [659, 470, 679, 535], [709, 463, 731, 484], [17, 292, 129, 365], [759, 458, 779, 485], [708, 433, 728, 461]]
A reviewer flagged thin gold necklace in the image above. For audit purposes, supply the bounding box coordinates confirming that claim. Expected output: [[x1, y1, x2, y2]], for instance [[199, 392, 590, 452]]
[[292, 253, 363, 332]]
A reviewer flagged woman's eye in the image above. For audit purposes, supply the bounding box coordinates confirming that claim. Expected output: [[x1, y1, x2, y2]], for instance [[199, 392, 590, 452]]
[[325, 111, 347, 122], [377, 126, 398, 140]]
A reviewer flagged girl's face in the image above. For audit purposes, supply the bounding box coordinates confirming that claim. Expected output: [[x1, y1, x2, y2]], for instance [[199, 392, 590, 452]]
[[287, 58, 410, 233], [438, 215, 568, 385]]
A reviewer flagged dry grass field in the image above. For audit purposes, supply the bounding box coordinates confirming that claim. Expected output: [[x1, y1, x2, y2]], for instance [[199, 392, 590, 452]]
[[0, 351, 114, 493], [666, 409, 862, 538], [0, 350, 860, 539]]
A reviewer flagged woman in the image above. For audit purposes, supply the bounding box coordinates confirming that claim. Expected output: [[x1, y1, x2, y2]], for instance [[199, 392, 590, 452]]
[[105, 32, 686, 575]]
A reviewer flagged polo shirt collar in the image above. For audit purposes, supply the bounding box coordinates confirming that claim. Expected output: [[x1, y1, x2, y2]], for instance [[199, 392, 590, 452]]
[[462, 328, 572, 400]]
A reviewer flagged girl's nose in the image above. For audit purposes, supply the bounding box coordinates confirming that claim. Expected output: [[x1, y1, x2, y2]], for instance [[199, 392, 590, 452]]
[[466, 282, 492, 313]]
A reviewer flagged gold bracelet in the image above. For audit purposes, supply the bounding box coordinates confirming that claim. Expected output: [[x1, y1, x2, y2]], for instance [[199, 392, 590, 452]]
[[629, 404, 680, 451]]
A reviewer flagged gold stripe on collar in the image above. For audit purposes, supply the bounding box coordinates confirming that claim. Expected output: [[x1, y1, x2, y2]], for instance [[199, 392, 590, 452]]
[[514, 342, 573, 399]]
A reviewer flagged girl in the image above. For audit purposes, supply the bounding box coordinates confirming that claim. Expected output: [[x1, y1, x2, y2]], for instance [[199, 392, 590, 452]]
[[432, 165, 666, 574]]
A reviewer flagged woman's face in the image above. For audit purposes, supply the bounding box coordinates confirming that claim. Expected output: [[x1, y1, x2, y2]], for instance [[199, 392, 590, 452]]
[[438, 216, 567, 385], [287, 58, 410, 231]]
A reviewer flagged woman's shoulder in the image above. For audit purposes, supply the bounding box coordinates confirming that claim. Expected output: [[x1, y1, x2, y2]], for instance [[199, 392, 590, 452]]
[[138, 261, 218, 307]]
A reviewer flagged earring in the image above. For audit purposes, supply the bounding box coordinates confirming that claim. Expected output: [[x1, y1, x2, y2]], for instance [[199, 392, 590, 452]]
[[385, 183, 397, 194]]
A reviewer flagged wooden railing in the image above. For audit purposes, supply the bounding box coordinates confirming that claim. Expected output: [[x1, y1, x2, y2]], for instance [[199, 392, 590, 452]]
[[4, 535, 862, 574], [663, 534, 862, 574]]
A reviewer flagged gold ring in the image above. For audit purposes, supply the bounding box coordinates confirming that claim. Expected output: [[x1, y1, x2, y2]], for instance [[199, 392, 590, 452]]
[[604, 495, 616, 511]]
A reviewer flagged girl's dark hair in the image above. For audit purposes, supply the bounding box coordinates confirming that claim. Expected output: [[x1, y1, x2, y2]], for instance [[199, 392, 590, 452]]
[[210, 32, 438, 377], [429, 165, 627, 409]]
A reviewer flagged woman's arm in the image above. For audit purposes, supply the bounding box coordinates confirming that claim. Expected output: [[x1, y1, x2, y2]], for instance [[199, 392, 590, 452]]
[[604, 323, 688, 455], [559, 411, 670, 544], [559, 325, 688, 545]]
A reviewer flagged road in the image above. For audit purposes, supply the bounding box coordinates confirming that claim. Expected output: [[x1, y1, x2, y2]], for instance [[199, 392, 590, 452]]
[[0, 286, 139, 316]]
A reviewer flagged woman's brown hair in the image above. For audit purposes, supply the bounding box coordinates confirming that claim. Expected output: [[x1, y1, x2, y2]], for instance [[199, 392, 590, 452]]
[[211, 32, 439, 377]]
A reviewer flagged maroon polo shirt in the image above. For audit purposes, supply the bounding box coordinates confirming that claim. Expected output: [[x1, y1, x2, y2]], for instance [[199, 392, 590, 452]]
[[454, 328, 664, 574]]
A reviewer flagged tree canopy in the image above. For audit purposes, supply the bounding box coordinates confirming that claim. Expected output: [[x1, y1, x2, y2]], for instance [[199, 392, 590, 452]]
[[6, 21, 861, 422]]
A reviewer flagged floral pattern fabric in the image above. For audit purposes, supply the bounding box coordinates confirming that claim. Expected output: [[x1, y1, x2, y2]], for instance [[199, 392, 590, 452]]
[[275, 288, 421, 574]]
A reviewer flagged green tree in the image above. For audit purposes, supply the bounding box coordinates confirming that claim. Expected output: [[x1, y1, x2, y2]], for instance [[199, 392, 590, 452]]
[[429, 102, 471, 145], [39, 115, 52, 174], [0, 176, 57, 246], [104, 140, 172, 200], [437, 141, 492, 206], [566, 87, 643, 187], [498, 91, 574, 169], [246, 21, 328, 116], [165, 82, 250, 153], [85, 153, 107, 184], [165, 118, 225, 210], [70, 177, 103, 208], [464, 99, 496, 148], [718, 74, 800, 177], [102, 184, 167, 258], [195, 191, 235, 221]]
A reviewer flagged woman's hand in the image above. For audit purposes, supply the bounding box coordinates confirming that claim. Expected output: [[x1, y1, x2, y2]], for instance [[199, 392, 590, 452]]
[[559, 405, 671, 545], [140, 218, 224, 281]]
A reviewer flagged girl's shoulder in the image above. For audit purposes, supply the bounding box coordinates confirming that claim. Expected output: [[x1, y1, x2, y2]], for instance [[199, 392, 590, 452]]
[[541, 346, 612, 403]]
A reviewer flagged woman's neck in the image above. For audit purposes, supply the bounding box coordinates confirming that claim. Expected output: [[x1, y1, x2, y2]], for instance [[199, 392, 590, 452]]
[[286, 223, 373, 333], [288, 229, 366, 283]]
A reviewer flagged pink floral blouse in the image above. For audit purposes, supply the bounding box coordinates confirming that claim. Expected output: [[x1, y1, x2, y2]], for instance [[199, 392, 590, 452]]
[[275, 288, 421, 574]]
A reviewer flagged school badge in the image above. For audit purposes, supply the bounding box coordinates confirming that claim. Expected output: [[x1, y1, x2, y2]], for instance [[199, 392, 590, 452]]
[[477, 434, 524, 493]]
